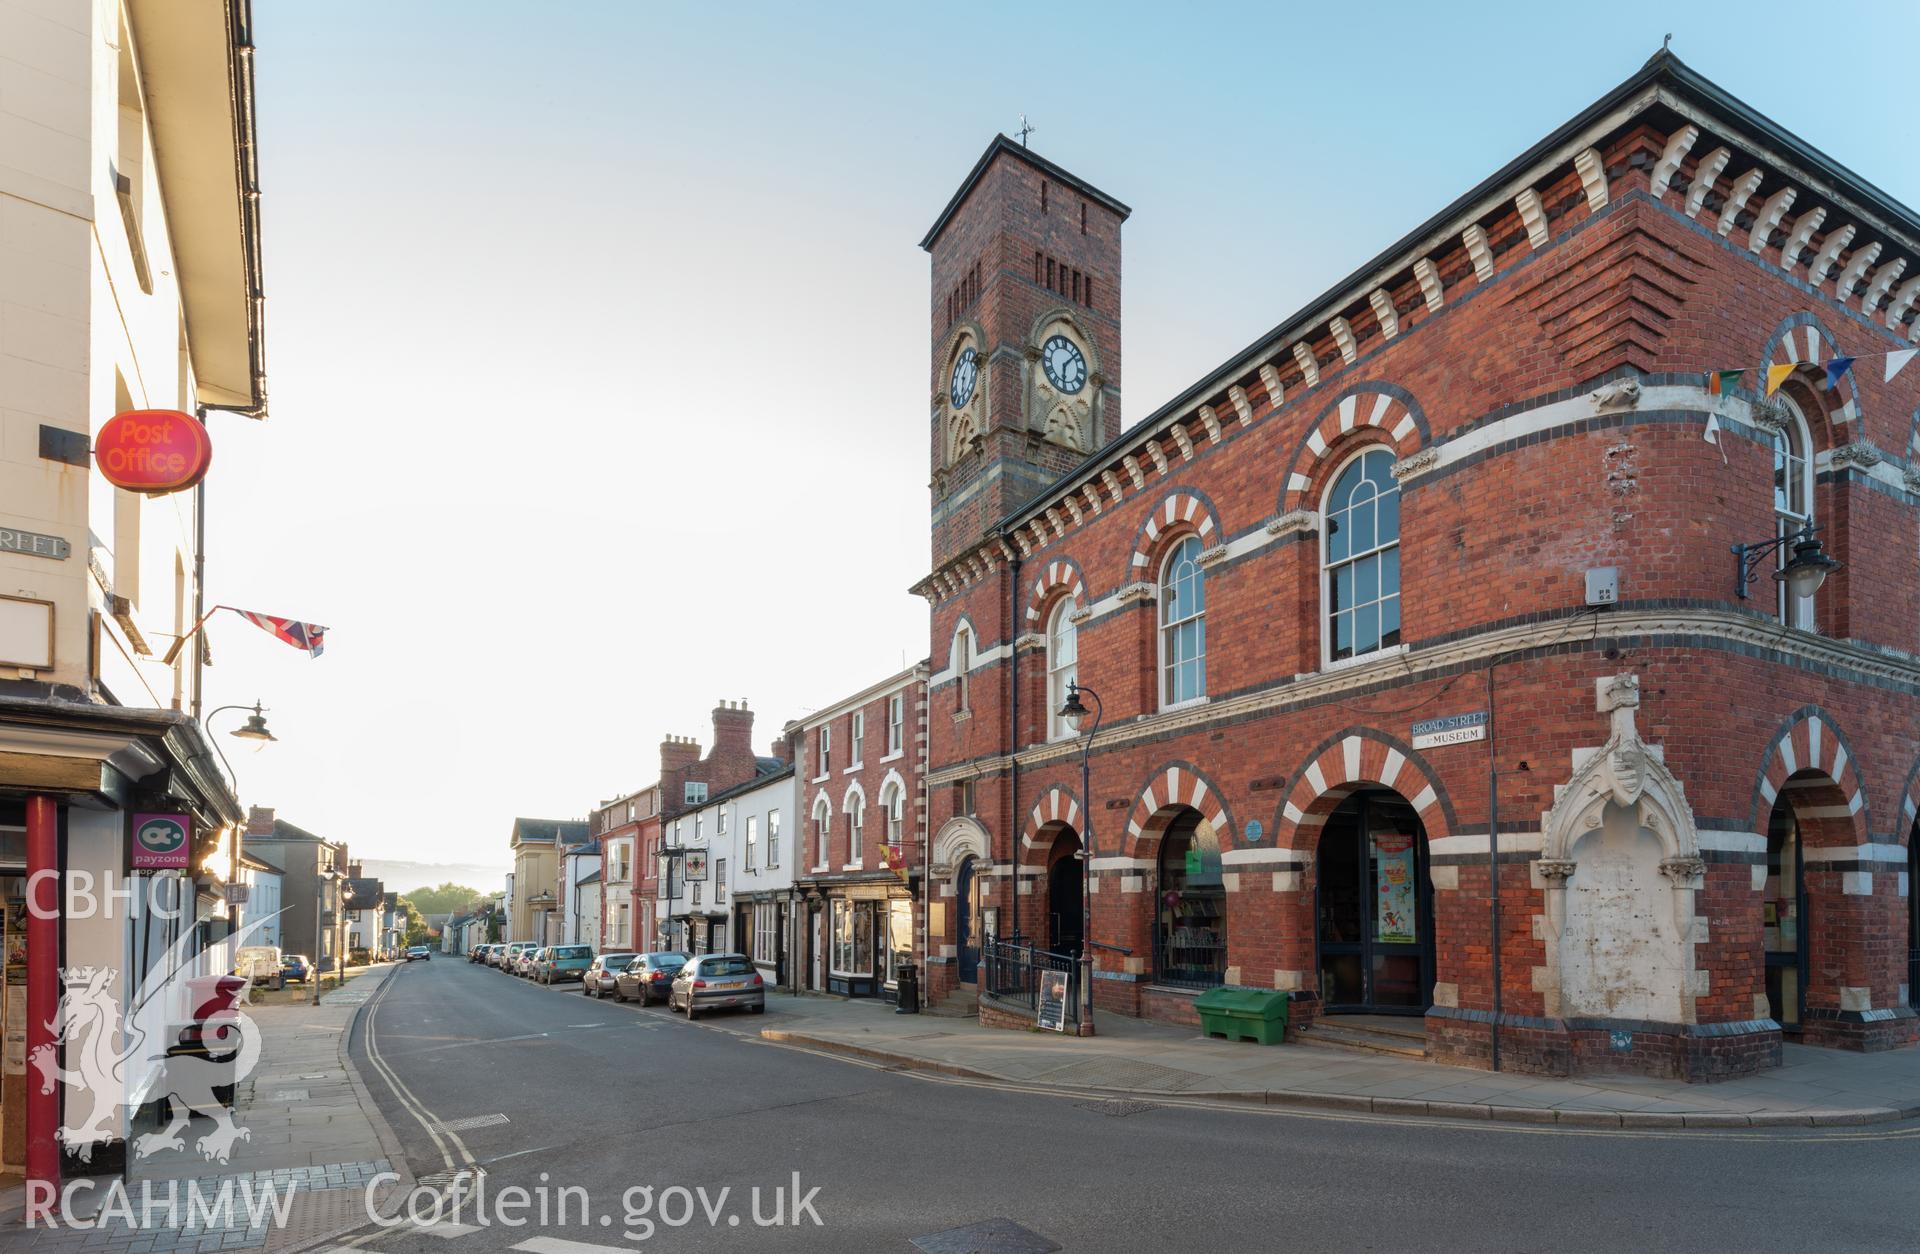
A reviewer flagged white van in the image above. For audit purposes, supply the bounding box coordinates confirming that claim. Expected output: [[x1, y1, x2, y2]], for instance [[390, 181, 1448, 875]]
[[234, 945, 285, 991]]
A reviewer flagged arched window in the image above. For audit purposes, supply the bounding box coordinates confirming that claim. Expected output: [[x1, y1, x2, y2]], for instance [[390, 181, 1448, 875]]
[[1047, 598, 1079, 740], [845, 788, 866, 867], [1158, 536, 1206, 707], [952, 626, 974, 712], [1770, 397, 1815, 630], [1153, 812, 1225, 989], [1322, 447, 1402, 664], [881, 782, 904, 843], [812, 796, 831, 870]]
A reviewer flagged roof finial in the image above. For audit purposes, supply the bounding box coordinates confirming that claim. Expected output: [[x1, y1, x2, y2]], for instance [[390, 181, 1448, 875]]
[[1017, 114, 1036, 148]]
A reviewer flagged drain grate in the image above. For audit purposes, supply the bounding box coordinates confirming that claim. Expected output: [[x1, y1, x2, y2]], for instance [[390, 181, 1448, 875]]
[[435, 1113, 510, 1132], [1076, 1097, 1159, 1118], [910, 1218, 1062, 1253], [415, 1168, 485, 1190]]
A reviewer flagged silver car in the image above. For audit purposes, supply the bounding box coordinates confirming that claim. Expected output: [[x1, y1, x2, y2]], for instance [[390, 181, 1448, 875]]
[[581, 952, 638, 998], [668, 953, 765, 1019]]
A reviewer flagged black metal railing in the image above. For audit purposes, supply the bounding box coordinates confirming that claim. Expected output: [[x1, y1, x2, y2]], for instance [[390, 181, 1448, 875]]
[[981, 939, 1079, 1028]]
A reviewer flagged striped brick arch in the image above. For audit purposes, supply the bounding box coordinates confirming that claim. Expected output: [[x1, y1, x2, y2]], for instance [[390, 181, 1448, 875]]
[[1127, 490, 1220, 578], [1750, 707, 1869, 842], [1279, 383, 1430, 512], [1019, 785, 1083, 865], [1121, 762, 1235, 858], [1024, 559, 1088, 628], [1896, 753, 1920, 843], [1271, 729, 1454, 850], [1761, 314, 1860, 425]]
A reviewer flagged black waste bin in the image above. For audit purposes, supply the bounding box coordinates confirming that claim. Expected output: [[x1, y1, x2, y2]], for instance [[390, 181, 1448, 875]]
[[895, 963, 920, 1014]]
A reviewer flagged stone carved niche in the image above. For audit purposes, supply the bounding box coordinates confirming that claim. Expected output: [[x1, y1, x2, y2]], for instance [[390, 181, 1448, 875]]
[[1538, 673, 1703, 1024], [929, 815, 991, 880]]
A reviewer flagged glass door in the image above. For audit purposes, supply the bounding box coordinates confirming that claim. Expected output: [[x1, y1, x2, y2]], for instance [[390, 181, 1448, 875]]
[[1317, 791, 1433, 1014], [1765, 802, 1807, 1028]]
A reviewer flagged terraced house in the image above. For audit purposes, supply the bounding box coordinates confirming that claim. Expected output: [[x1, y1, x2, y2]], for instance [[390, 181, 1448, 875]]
[[914, 52, 1920, 1080]]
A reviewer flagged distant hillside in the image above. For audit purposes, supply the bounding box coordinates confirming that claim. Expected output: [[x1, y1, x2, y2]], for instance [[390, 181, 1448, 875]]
[[358, 859, 508, 895]]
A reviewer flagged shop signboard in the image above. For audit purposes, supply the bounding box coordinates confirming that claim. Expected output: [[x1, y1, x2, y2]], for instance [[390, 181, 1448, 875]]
[[684, 849, 708, 880], [95, 410, 213, 495], [131, 813, 192, 870], [1373, 831, 1417, 944]]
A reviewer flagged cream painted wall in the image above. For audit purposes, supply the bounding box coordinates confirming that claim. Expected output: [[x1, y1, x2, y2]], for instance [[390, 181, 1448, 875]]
[[0, 0, 208, 709]]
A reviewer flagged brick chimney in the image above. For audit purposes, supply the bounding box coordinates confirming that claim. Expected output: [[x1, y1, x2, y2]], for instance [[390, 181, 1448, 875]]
[[712, 699, 755, 757], [659, 735, 702, 776], [348, 863, 363, 879], [246, 806, 275, 836]]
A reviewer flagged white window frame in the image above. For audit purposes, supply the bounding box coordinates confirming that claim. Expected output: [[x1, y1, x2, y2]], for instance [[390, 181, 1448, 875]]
[[1320, 444, 1403, 668], [767, 810, 781, 867], [744, 814, 758, 870], [886, 694, 904, 757], [1047, 597, 1080, 740], [850, 710, 865, 768], [1771, 396, 1816, 630], [1157, 535, 1207, 709], [882, 783, 904, 844], [817, 727, 831, 779], [845, 790, 865, 869], [684, 780, 707, 805], [717, 805, 728, 837], [813, 796, 832, 870]]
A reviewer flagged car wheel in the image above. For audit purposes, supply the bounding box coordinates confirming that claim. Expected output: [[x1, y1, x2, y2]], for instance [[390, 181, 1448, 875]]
[[751, 1003, 765, 1015], [684, 1000, 697, 1021]]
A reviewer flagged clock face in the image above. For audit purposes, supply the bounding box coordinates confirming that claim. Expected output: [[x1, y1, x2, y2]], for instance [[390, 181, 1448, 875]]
[[1041, 335, 1087, 394], [949, 347, 977, 409]]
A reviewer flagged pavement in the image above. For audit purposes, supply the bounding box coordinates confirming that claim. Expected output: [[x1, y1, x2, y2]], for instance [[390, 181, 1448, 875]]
[[748, 992, 1920, 1127], [1, 963, 412, 1253]]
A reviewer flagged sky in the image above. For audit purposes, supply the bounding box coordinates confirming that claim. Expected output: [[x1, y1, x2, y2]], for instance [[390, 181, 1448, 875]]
[[203, 1, 1920, 882]]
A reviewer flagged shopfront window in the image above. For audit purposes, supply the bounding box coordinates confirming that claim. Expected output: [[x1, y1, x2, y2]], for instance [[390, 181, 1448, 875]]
[[882, 899, 913, 987], [1153, 812, 1225, 989], [830, 899, 874, 975]]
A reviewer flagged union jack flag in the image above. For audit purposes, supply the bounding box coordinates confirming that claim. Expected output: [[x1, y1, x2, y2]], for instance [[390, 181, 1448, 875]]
[[234, 608, 327, 658]]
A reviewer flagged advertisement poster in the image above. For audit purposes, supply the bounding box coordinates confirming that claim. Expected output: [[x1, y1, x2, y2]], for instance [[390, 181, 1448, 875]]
[[1373, 831, 1417, 944]]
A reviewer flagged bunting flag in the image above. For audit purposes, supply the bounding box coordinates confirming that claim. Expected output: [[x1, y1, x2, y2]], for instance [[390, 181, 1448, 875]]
[[1702, 413, 1728, 464], [1707, 370, 1745, 396], [234, 609, 327, 658], [1765, 363, 1797, 396], [1823, 357, 1855, 390], [1889, 349, 1916, 382]]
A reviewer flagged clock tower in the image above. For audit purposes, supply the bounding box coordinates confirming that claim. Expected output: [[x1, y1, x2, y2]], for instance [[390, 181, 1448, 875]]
[[921, 136, 1129, 569]]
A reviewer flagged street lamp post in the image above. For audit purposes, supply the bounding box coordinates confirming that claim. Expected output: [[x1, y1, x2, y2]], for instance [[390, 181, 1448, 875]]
[[312, 867, 335, 1006], [201, 700, 278, 792], [1057, 681, 1103, 1036], [1732, 523, 1840, 603]]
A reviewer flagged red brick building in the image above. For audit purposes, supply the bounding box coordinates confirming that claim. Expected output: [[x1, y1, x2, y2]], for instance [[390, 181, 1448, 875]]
[[794, 665, 929, 1000], [657, 702, 787, 954], [913, 53, 1920, 1080], [589, 783, 658, 954]]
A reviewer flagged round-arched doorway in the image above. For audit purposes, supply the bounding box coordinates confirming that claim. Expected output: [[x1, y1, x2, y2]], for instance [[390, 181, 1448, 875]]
[[1045, 829, 1084, 958], [1316, 789, 1434, 1014]]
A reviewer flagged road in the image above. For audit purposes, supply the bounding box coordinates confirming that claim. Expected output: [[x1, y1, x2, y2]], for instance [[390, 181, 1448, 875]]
[[344, 958, 1920, 1253]]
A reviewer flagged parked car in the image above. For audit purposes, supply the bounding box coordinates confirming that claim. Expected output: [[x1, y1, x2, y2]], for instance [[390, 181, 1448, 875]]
[[515, 947, 543, 977], [490, 944, 513, 968], [500, 942, 528, 970], [536, 943, 594, 985], [405, 945, 432, 962], [581, 952, 637, 997], [613, 952, 689, 1005], [668, 953, 763, 1019], [233, 945, 284, 991], [281, 954, 311, 984], [471, 943, 496, 964]]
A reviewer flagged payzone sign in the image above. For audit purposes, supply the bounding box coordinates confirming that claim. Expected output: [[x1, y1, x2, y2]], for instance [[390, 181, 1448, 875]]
[[131, 812, 192, 870]]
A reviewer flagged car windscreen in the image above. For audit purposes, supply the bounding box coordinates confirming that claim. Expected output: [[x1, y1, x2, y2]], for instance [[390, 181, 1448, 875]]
[[599, 953, 637, 967], [553, 946, 591, 958], [701, 957, 754, 977]]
